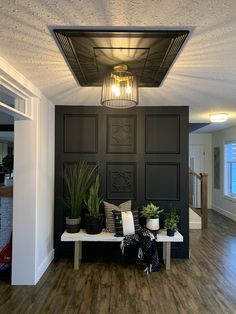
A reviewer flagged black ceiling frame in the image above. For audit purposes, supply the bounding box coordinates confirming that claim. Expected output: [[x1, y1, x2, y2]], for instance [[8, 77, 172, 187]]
[[52, 27, 191, 88]]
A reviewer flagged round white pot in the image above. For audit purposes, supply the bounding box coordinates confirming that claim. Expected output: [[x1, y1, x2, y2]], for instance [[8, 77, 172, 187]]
[[146, 218, 160, 231]]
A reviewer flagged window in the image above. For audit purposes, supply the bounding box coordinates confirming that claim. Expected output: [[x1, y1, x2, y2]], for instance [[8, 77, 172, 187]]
[[224, 142, 236, 198], [0, 84, 26, 114]]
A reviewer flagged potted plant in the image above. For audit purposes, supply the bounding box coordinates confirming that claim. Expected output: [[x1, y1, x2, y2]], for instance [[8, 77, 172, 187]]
[[141, 202, 164, 231], [2, 154, 14, 186], [164, 208, 180, 236], [84, 174, 103, 234], [64, 161, 97, 233]]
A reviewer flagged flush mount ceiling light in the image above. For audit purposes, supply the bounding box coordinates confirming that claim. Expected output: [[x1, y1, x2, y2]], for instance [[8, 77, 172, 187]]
[[210, 113, 229, 122], [101, 64, 138, 108]]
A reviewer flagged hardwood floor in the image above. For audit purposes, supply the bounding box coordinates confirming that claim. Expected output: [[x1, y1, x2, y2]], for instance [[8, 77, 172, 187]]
[[1, 210, 236, 314]]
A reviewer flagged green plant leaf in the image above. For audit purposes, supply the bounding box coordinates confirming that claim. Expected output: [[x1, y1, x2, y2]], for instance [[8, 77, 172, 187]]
[[64, 161, 99, 218]]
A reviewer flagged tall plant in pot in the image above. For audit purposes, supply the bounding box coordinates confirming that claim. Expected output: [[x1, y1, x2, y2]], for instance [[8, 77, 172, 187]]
[[84, 174, 103, 234], [164, 208, 180, 236], [64, 161, 97, 233], [141, 202, 164, 231]]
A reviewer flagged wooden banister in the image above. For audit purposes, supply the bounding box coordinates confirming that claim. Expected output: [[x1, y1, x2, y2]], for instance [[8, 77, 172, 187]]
[[189, 168, 208, 229], [200, 173, 208, 229], [188, 168, 201, 180]]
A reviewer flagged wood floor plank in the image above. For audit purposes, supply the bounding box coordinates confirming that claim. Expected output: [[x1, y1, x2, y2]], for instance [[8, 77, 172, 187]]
[[1, 210, 236, 313]]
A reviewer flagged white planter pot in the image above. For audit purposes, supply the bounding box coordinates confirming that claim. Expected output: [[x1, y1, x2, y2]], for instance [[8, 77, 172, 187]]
[[146, 218, 160, 231]]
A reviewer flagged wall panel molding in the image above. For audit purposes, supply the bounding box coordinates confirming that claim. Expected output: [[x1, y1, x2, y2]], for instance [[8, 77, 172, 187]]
[[55, 106, 189, 259], [145, 162, 180, 201], [64, 114, 98, 153], [145, 114, 180, 154]]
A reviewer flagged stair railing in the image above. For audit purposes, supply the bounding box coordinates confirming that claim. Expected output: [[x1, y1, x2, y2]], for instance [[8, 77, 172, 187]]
[[189, 168, 208, 229]]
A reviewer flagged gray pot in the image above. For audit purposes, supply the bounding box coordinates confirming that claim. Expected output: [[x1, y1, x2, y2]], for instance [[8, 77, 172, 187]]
[[66, 216, 81, 233]]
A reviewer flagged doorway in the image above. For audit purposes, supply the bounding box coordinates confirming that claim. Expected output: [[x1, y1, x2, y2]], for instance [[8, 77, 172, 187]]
[[0, 112, 14, 280]]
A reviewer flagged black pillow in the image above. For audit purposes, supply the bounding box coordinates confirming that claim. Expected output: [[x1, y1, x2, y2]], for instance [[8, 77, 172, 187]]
[[112, 208, 140, 236]]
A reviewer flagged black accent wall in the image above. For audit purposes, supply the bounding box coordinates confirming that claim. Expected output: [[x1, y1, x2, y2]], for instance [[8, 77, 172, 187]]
[[55, 106, 189, 259]]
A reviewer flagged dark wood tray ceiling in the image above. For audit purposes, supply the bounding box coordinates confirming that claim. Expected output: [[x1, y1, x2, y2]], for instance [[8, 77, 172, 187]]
[[53, 29, 189, 87]]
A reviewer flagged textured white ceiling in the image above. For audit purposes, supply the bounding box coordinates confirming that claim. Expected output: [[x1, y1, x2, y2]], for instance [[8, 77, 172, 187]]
[[1, 0, 236, 131]]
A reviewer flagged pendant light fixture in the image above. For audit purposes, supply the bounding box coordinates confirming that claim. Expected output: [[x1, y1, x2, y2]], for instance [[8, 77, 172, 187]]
[[101, 64, 138, 108]]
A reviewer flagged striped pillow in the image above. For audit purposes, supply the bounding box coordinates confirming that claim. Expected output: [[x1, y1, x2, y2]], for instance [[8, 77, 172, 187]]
[[104, 200, 131, 233], [112, 208, 140, 236]]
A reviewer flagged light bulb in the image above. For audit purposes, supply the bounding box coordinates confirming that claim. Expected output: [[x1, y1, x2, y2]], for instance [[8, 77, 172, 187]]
[[115, 89, 120, 97], [111, 84, 120, 96], [112, 84, 117, 93], [126, 86, 132, 94]]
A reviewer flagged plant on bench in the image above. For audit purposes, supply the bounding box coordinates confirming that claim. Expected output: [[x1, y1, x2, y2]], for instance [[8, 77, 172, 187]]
[[164, 208, 180, 236], [64, 161, 98, 233], [61, 200, 184, 271], [140, 202, 164, 231], [84, 174, 103, 234]]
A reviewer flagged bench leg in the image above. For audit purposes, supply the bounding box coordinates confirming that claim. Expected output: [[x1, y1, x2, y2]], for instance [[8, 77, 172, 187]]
[[163, 242, 171, 270], [163, 242, 166, 263], [74, 241, 82, 270]]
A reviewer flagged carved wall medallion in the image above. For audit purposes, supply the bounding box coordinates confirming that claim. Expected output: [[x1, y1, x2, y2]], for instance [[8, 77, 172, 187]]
[[107, 163, 136, 199], [107, 115, 136, 153], [111, 171, 132, 192]]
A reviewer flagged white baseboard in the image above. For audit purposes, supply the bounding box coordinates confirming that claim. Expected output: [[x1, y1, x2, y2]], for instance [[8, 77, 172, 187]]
[[36, 249, 54, 283], [189, 221, 201, 229], [212, 204, 236, 222]]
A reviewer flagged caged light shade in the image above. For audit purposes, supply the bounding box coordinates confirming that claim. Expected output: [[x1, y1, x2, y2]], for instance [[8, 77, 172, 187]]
[[101, 64, 138, 108]]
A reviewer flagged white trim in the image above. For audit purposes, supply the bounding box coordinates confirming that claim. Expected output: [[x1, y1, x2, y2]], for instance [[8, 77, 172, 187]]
[[224, 195, 236, 203], [0, 66, 33, 119], [223, 140, 236, 198], [0, 101, 32, 120], [0, 56, 50, 103], [36, 249, 55, 283], [1, 76, 32, 99], [189, 222, 201, 229], [1, 55, 55, 285], [212, 204, 236, 222]]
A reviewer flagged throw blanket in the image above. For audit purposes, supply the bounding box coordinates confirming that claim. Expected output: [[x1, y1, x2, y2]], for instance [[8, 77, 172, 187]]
[[120, 228, 160, 273]]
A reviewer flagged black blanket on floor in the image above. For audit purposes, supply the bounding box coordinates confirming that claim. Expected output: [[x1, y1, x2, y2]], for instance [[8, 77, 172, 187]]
[[120, 228, 160, 273]]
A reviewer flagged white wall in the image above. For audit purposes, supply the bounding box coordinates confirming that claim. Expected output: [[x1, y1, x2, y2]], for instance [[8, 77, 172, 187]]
[[35, 97, 55, 282], [13, 113, 38, 284], [0, 57, 55, 285], [189, 208, 201, 229], [212, 125, 236, 221], [189, 133, 212, 208]]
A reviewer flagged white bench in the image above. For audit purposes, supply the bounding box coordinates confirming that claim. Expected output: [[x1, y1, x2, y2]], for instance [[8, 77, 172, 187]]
[[61, 229, 183, 270]]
